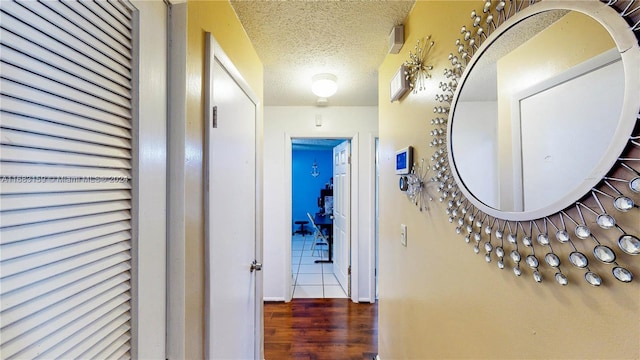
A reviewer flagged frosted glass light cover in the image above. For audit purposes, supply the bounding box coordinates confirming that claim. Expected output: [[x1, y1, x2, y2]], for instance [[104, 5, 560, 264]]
[[311, 73, 338, 98]]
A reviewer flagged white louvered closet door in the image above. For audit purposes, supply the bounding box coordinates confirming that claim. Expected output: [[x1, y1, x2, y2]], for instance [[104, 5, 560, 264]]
[[0, 0, 136, 358]]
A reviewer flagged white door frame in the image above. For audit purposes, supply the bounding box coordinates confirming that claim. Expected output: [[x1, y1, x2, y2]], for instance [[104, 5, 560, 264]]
[[284, 133, 363, 302], [130, 1, 167, 357], [204, 34, 263, 360]]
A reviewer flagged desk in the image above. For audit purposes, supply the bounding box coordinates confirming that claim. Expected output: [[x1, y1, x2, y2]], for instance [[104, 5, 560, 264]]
[[313, 213, 333, 263]]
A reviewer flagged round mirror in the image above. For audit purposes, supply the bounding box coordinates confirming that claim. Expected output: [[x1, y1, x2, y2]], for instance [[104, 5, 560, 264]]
[[448, 1, 640, 221]]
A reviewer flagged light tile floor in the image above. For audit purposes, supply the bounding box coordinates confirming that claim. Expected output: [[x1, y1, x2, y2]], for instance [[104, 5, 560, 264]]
[[291, 234, 347, 299]]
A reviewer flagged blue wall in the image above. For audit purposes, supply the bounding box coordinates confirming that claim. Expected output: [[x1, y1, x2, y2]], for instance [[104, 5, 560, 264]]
[[292, 149, 333, 233]]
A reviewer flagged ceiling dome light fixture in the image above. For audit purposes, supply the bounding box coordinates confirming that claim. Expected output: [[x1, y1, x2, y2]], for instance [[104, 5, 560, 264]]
[[311, 73, 338, 98]]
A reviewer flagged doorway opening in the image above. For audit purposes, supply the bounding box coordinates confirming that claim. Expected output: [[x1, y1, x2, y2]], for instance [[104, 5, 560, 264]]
[[291, 138, 349, 299]]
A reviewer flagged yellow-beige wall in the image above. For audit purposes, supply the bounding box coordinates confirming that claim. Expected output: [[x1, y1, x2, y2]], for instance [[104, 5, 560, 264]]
[[377, 2, 639, 359], [183, 1, 263, 358]]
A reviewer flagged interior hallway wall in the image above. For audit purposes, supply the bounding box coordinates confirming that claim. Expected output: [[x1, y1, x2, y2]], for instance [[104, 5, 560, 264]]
[[377, 2, 639, 359], [263, 106, 378, 302], [168, 2, 263, 358]]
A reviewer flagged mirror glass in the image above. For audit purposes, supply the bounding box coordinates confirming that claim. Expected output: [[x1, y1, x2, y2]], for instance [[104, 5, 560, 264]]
[[450, 10, 623, 213]]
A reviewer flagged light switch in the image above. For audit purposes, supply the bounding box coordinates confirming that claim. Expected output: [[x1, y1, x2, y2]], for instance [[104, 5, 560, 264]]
[[401, 224, 407, 247]]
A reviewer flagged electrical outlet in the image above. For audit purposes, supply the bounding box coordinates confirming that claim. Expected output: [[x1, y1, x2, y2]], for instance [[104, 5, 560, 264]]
[[401, 224, 407, 247]]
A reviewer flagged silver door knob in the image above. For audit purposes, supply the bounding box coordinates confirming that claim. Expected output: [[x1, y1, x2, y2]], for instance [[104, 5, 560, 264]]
[[250, 260, 262, 272]]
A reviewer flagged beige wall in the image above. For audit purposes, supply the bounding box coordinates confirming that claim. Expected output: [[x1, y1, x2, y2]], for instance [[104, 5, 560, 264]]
[[182, 1, 263, 358], [377, 2, 639, 359]]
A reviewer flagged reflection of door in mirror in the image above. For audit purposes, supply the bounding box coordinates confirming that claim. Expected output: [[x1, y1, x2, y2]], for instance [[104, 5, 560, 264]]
[[497, 11, 618, 212], [514, 49, 622, 211], [452, 10, 620, 212]]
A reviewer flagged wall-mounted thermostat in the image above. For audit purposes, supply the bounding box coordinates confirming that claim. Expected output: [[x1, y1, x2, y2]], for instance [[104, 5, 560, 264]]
[[395, 146, 413, 175]]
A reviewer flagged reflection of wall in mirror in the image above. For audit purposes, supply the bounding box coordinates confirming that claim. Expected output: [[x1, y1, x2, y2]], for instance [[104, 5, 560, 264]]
[[453, 101, 499, 208], [496, 10, 616, 211]]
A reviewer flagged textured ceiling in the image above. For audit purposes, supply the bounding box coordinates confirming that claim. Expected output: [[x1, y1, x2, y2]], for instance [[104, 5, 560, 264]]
[[230, 0, 415, 106]]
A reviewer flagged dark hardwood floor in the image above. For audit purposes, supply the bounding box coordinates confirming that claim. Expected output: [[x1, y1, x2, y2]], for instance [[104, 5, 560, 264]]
[[264, 298, 378, 360]]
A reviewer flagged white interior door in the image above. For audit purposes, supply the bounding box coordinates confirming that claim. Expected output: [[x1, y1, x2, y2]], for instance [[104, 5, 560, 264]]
[[332, 140, 351, 295], [205, 34, 259, 360]]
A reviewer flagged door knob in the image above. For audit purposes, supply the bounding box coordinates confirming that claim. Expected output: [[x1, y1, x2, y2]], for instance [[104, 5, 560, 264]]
[[250, 260, 262, 272]]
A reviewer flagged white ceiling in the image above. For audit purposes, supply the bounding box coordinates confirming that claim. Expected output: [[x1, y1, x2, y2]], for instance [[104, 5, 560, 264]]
[[230, 0, 415, 106]]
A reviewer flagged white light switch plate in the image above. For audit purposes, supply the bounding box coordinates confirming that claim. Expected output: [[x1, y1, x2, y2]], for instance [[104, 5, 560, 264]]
[[401, 224, 407, 247]]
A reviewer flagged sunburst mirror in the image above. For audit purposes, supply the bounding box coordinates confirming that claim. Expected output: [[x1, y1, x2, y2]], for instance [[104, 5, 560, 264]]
[[429, 0, 640, 286]]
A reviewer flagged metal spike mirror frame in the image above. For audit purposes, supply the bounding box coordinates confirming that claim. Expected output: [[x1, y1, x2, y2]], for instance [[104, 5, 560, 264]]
[[426, 0, 640, 286]]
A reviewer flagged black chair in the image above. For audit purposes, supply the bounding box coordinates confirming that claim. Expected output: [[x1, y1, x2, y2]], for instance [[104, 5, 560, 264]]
[[293, 220, 311, 236]]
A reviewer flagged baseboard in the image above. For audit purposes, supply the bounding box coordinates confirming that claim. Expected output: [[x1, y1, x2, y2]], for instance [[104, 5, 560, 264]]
[[263, 297, 285, 302]]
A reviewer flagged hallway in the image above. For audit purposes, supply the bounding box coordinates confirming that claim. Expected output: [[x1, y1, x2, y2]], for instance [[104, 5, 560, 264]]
[[264, 298, 377, 360]]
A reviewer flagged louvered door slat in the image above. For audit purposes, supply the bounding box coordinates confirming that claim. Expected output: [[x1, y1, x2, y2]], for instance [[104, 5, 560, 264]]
[[95, 0, 132, 31], [1, 242, 131, 294], [38, 1, 131, 60], [107, 0, 132, 20], [0, 0, 135, 357], [91, 334, 131, 360], [67, 316, 132, 359], [0, 79, 132, 128], [1, 62, 131, 118], [0, 2, 131, 79], [15, 1, 131, 66], [0, 16, 131, 90], [1, 221, 131, 261], [1, 283, 130, 345], [81, 1, 132, 37], [1, 295, 131, 359], [1, 231, 131, 277], [0, 145, 131, 168], [1, 212, 131, 245], [0, 200, 132, 228], [2, 272, 130, 327], [1, 129, 132, 159], [1, 261, 131, 312], [0, 190, 131, 212], [45, 317, 130, 359], [1, 45, 132, 108], [0, 163, 131, 180], [0, 112, 131, 149], [0, 96, 132, 138], [59, 0, 131, 50], [0, 180, 131, 195], [0, 29, 132, 98]]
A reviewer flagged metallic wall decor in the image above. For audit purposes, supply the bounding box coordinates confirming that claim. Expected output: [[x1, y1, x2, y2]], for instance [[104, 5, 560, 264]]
[[404, 158, 440, 212], [428, 0, 640, 286], [404, 36, 435, 93]]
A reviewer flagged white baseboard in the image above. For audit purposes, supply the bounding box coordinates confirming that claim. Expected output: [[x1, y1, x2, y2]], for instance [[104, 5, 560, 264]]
[[263, 297, 285, 302]]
